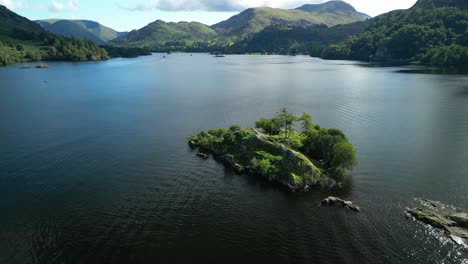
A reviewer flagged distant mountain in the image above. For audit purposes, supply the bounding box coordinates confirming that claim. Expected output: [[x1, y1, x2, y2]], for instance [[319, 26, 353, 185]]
[[0, 5, 109, 65], [212, 1, 369, 37], [227, 21, 368, 55], [110, 20, 217, 51], [110, 1, 369, 51], [295, 1, 370, 20], [319, 0, 468, 67], [36, 19, 127, 44]]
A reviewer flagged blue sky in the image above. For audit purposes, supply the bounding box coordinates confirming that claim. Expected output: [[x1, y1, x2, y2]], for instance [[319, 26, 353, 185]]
[[1, 0, 418, 32]]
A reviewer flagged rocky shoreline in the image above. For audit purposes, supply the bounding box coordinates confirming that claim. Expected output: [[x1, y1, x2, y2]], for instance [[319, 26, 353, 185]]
[[189, 128, 338, 192], [405, 198, 468, 247]]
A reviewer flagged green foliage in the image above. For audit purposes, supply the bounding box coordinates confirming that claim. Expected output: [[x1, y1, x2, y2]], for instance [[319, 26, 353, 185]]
[[299, 112, 314, 134], [110, 20, 219, 52], [251, 158, 275, 175], [255, 151, 282, 162], [190, 109, 357, 184], [320, 0, 468, 67], [0, 6, 109, 65], [102, 45, 151, 58], [331, 142, 357, 169], [227, 22, 367, 55], [255, 117, 282, 135], [277, 108, 297, 140]]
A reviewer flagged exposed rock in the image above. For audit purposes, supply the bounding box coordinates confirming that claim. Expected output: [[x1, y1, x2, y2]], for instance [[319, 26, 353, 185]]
[[405, 198, 468, 247], [221, 154, 244, 174], [321, 196, 360, 212], [196, 152, 209, 159], [35, 64, 49, 68], [448, 212, 468, 227], [188, 127, 339, 192], [188, 140, 198, 149]]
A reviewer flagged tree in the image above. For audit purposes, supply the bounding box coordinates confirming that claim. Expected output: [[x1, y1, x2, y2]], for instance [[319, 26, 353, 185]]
[[299, 112, 314, 134], [331, 142, 357, 169], [255, 117, 282, 135], [276, 108, 297, 140]]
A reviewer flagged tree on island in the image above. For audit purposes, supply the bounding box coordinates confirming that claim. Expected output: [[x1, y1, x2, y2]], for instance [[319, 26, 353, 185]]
[[255, 108, 357, 181], [190, 108, 357, 190]]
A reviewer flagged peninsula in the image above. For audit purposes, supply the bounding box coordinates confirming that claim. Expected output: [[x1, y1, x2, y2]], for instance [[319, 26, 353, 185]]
[[188, 109, 357, 191]]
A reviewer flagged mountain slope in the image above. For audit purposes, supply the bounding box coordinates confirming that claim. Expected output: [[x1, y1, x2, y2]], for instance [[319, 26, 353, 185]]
[[296, 1, 370, 20], [37, 20, 105, 44], [110, 20, 217, 50], [320, 0, 468, 67], [212, 1, 369, 37], [228, 21, 368, 54], [36, 19, 127, 43], [0, 5, 109, 65]]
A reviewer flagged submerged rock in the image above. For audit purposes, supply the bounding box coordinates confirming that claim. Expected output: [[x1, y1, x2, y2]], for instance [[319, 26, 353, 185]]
[[35, 64, 49, 69], [321, 196, 360, 212], [405, 198, 468, 247]]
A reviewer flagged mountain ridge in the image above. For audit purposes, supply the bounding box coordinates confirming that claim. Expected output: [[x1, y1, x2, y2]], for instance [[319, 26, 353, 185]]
[[36, 19, 127, 43]]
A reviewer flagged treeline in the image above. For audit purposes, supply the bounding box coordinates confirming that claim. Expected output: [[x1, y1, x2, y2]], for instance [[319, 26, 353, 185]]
[[320, 4, 468, 67], [0, 28, 109, 65], [102, 46, 152, 58]]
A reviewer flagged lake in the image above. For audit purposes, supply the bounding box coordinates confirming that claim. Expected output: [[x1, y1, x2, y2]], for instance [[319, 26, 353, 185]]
[[0, 54, 467, 263]]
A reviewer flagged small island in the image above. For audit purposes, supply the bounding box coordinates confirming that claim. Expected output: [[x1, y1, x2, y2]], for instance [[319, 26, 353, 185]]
[[188, 108, 357, 192]]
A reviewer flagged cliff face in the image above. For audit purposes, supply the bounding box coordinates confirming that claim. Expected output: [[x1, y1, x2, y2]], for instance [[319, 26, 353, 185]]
[[189, 128, 336, 192]]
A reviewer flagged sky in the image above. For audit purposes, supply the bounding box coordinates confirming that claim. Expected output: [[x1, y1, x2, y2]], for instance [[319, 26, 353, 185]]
[[1, 0, 418, 32]]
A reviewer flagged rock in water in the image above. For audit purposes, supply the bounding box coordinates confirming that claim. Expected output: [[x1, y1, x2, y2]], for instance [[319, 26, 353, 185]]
[[321, 196, 360, 212], [405, 198, 468, 247], [196, 152, 209, 159]]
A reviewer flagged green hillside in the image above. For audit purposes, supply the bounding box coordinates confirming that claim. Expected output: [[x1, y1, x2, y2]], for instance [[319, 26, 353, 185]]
[[37, 19, 127, 43], [0, 5, 109, 65], [320, 0, 468, 67], [110, 20, 219, 51], [212, 1, 369, 37], [227, 21, 368, 55]]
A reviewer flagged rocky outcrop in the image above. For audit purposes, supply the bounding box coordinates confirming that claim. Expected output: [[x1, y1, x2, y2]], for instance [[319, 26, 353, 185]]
[[188, 128, 337, 192], [321, 196, 360, 212], [405, 198, 468, 247]]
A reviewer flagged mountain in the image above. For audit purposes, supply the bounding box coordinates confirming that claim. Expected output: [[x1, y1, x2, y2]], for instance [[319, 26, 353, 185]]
[[37, 20, 105, 44], [212, 1, 369, 37], [227, 21, 368, 55], [0, 5, 109, 65], [110, 20, 218, 51], [296, 1, 370, 20], [110, 1, 369, 51], [37, 19, 127, 44], [319, 0, 468, 67]]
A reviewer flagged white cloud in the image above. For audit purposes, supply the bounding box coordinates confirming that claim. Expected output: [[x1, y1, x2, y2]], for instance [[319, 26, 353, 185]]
[[0, 0, 30, 10], [48, 0, 79, 12], [118, 0, 318, 12], [117, 0, 418, 17]]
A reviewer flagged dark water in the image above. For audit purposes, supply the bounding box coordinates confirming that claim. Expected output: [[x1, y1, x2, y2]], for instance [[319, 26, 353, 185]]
[[0, 54, 467, 264]]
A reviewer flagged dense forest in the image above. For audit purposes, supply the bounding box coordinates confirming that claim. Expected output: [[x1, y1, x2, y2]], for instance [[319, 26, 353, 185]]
[[319, 0, 468, 67], [0, 29, 109, 65], [0, 5, 109, 65], [225, 22, 367, 55]]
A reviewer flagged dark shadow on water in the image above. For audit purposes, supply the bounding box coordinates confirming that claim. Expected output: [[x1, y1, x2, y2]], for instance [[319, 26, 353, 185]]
[[395, 68, 468, 75]]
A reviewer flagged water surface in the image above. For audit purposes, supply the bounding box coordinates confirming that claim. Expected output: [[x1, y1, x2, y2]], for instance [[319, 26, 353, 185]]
[[0, 54, 467, 263]]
